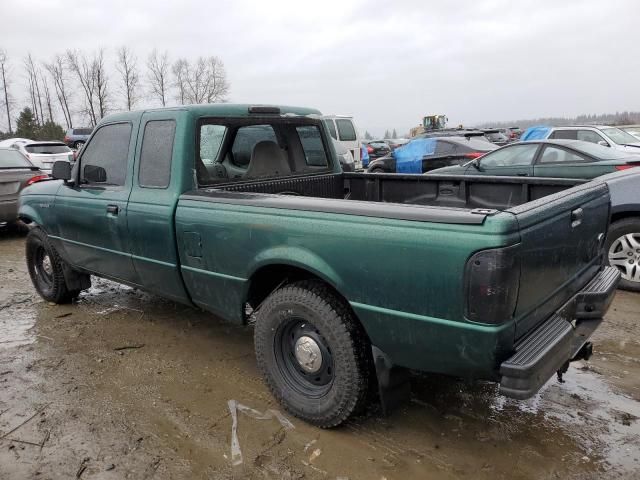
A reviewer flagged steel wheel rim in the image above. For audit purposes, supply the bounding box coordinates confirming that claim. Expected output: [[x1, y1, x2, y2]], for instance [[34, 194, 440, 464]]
[[608, 233, 640, 283], [274, 318, 334, 398], [35, 246, 54, 287]]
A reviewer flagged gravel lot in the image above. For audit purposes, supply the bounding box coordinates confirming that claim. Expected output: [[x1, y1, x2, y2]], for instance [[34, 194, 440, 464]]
[[0, 229, 638, 479]]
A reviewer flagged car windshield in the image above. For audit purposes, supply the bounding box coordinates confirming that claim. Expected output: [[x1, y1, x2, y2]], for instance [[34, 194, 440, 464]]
[[0, 149, 32, 168], [622, 126, 640, 138], [25, 143, 71, 154], [601, 128, 640, 145]]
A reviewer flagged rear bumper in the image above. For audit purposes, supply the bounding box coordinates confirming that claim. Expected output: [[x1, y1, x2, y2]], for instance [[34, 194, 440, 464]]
[[0, 199, 19, 223], [499, 266, 620, 399]]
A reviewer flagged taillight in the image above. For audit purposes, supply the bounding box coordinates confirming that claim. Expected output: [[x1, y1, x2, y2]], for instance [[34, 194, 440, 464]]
[[465, 245, 520, 324], [464, 152, 484, 159], [27, 174, 50, 186], [367, 146, 374, 153], [615, 162, 640, 171]]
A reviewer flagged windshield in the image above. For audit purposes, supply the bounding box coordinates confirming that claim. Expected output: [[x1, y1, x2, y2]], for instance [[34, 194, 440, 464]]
[[25, 143, 71, 154], [0, 149, 32, 168], [601, 128, 640, 145]]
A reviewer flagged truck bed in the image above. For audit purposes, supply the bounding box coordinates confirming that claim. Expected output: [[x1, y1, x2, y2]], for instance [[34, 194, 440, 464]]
[[196, 172, 585, 216]]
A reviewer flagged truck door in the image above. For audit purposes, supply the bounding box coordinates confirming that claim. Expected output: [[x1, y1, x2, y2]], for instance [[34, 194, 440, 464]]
[[54, 121, 138, 283], [126, 111, 191, 304]]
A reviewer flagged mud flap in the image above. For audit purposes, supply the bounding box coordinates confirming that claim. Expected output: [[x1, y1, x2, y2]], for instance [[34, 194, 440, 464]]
[[372, 345, 411, 416]]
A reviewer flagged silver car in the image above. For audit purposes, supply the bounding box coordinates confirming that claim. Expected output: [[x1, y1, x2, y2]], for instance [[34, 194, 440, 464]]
[[0, 148, 47, 226]]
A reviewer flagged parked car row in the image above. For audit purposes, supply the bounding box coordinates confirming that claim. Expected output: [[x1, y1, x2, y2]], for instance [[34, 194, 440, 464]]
[[0, 138, 77, 173]]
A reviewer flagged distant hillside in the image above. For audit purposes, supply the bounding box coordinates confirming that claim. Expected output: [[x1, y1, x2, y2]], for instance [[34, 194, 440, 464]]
[[477, 111, 640, 129]]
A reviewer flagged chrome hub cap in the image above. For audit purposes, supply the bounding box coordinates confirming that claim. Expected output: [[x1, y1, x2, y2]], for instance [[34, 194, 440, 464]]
[[42, 255, 53, 276], [609, 233, 640, 282], [294, 335, 322, 373]]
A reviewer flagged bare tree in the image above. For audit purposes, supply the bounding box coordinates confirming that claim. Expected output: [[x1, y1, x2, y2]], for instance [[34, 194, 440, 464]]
[[25, 54, 45, 125], [45, 55, 73, 128], [204, 56, 229, 103], [147, 49, 169, 106], [40, 72, 54, 123], [0, 49, 12, 133], [66, 49, 97, 125], [173, 56, 230, 105], [94, 49, 109, 119], [116, 46, 139, 111], [172, 58, 188, 105]]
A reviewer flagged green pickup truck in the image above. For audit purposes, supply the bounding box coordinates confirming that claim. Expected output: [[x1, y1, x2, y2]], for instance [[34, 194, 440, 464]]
[[19, 104, 620, 428]]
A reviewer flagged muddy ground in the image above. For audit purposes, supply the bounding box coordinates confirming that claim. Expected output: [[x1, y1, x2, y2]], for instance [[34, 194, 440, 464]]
[[0, 229, 638, 480]]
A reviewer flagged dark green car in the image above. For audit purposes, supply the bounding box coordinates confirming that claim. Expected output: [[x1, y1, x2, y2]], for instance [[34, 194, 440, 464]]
[[430, 139, 640, 178]]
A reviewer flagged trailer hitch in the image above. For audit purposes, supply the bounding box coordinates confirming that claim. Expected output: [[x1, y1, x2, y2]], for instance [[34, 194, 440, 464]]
[[557, 342, 594, 383]]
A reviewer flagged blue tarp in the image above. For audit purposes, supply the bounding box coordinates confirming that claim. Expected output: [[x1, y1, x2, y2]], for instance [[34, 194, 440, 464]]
[[521, 125, 552, 141], [393, 138, 436, 173], [361, 143, 370, 167]]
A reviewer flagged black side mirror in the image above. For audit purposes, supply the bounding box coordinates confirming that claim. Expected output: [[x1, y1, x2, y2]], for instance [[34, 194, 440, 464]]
[[83, 164, 107, 183], [52, 161, 72, 181]]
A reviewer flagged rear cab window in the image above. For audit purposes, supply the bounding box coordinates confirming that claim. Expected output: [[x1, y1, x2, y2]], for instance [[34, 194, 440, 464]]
[[197, 119, 332, 186]]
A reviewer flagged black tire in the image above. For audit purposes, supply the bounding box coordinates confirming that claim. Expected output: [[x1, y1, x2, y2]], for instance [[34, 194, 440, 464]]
[[370, 168, 385, 174], [254, 280, 371, 428], [73, 141, 85, 150], [26, 228, 81, 303], [605, 218, 640, 292]]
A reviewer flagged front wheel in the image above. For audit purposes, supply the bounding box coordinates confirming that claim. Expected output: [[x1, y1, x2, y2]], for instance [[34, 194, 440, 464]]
[[606, 218, 640, 291], [369, 168, 385, 174], [26, 228, 81, 303], [254, 280, 372, 428]]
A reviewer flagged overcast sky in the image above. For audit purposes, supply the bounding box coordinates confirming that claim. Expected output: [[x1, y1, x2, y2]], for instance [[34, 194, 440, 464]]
[[1, 0, 639, 136]]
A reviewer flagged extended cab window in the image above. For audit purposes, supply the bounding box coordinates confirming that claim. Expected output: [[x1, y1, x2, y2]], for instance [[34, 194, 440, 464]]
[[80, 123, 132, 186], [139, 120, 176, 188]]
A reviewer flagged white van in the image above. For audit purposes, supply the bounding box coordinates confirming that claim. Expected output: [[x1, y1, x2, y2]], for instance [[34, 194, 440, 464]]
[[323, 116, 361, 169]]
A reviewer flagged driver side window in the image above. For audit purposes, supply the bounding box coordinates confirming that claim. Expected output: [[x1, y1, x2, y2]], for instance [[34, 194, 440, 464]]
[[480, 144, 538, 167], [80, 123, 132, 186]]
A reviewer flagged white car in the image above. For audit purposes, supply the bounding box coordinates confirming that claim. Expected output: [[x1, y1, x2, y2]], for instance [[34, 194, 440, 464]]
[[1, 139, 74, 173], [526, 125, 640, 155]]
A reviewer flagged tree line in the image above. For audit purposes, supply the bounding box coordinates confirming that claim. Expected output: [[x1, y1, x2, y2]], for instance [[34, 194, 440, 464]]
[[0, 47, 230, 139], [478, 111, 640, 129]]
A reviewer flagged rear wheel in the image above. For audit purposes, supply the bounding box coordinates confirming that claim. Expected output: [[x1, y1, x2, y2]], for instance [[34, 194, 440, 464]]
[[254, 280, 371, 428], [73, 141, 85, 150], [606, 218, 640, 292], [26, 228, 81, 303]]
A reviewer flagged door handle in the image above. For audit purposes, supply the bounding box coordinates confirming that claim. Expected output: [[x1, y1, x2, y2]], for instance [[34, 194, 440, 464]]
[[571, 207, 583, 227], [106, 204, 119, 215], [517, 173, 529, 176]]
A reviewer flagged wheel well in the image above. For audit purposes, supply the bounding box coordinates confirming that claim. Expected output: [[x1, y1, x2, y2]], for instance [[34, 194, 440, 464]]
[[610, 212, 640, 225], [246, 264, 331, 311]]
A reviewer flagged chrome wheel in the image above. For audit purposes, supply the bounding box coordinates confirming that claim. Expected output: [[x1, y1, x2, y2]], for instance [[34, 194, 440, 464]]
[[608, 233, 640, 282]]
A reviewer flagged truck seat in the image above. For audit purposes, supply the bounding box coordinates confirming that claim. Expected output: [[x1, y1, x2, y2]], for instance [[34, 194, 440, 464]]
[[245, 141, 291, 178]]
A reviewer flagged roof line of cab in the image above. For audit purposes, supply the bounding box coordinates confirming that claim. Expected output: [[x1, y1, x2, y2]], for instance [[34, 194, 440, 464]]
[[97, 104, 324, 124]]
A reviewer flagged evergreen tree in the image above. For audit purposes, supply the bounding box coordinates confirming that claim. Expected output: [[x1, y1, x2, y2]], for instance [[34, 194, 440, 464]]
[[364, 131, 373, 140], [37, 120, 65, 141], [392, 128, 398, 138], [15, 107, 38, 139], [383, 129, 391, 138]]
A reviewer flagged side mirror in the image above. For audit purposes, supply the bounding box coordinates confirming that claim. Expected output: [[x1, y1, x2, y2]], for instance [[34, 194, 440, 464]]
[[471, 159, 482, 171], [52, 161, 72, 181], [83, 164, 107, 183], [597, 140, 610, 147]]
